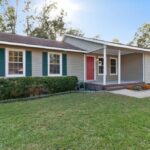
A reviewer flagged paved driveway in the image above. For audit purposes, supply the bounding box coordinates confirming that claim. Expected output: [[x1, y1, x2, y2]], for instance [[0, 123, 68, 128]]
[[110, 89, 150, 98]]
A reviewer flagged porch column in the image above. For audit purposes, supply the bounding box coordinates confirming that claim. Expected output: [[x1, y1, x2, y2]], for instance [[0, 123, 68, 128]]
[[143, 53, 145, 82], [118, 50, 121, 84], [83, 54, 86, 82], [103, 45, 107, 85]]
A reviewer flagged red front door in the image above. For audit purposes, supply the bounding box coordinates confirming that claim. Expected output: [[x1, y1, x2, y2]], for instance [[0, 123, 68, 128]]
[[86, 56, 94, 80]]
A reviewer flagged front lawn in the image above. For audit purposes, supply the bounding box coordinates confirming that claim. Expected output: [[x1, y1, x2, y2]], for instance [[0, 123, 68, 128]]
[[0, 93, 150, 150]]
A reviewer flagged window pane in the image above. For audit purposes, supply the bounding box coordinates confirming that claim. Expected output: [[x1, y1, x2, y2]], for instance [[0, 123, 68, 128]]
[[18, 63, 23, 74], [49, 54, 60, 74], [99, 66, 103, 74], [50, 64, 60, 74], [8, 51, 23, 75], [50, 55, 54, 63], [56, 65, 60, 73], [19, 57, 23, 62], [9, 63, 15, 74], [14, 51, 18, 57], [19, 52, 23, 57], [9, 51, 13, 57], [14, 57, 18, 62], [9, 69, 14, 74], [9, 63, 14, 69], [50, 64, 54, 74], [111, 59, 116, 66], [9, 57, 14, 62], [9, 63, 14, 74], [110, 59, 117, 74], [111, 67, 116, 74], [56, 56, 60, 63]]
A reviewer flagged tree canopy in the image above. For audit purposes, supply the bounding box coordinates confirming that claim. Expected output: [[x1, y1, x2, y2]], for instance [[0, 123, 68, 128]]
[[66, 28, 84, 37], [130, 24, 150, 48], [0, 0, 84, 40], [112, 38, 120, 43]]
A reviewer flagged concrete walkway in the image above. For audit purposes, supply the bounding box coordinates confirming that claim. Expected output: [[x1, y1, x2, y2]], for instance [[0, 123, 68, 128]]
[[110, 89, 150, 98]]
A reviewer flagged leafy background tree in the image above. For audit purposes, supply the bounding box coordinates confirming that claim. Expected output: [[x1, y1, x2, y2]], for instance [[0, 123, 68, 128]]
[[0, 0, 84, 40], [66, 28, 84, 37], [29, 3, 66, 40], [23, 0, 34, 36], [112, 38, 120, 43], [0, 0, 7, 32], [130, 24, 150, 48], [1, 0, 148, 45], [0, 0, 19, 33], [4, 6, 16, 33]]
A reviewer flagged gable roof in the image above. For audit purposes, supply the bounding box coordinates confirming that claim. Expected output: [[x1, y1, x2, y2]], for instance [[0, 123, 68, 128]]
[[0, 32, 85, 53], [63, 34, 150, 52]]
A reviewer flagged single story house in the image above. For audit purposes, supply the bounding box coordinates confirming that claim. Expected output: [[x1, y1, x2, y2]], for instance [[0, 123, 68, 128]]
[[0, 32, 150, 89], [0, 32, 85, 79]]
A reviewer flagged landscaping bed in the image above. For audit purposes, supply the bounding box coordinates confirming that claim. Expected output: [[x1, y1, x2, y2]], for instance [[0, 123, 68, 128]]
[[0, 76, 78, 101], [127, 84, 150, 91]]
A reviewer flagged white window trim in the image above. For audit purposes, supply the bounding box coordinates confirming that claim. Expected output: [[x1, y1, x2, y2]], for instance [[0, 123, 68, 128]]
[[110, 57, 118, 76], [98, 56, 104, 76], [48, 52, 62, 76], [5, 48, 26, 77]]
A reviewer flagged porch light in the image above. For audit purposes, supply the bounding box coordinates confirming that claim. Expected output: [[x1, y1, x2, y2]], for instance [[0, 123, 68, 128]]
[[96, 57, 99, 61]]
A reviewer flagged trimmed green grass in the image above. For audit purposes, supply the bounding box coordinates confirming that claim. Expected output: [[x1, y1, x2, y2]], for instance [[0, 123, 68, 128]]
[[0, 92, 150, 150]]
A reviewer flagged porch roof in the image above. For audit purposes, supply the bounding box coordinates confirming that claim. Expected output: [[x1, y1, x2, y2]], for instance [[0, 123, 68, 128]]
[[63, 34, 150, 53]]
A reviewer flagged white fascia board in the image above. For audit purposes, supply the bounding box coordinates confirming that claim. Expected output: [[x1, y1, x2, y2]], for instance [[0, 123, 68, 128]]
[[63, 34, 150, 53], [104, 43, 150, 52], [0, 41, 86, 53]]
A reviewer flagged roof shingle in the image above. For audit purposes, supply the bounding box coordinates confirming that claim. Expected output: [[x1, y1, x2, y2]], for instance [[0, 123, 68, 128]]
[[0, 32, 84, 51]]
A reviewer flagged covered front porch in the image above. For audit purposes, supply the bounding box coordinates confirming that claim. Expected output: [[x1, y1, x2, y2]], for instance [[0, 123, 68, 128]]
[[84, 44, 144, 86]]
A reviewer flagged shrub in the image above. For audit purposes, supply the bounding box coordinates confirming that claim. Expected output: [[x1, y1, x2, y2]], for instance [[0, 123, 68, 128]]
[[133, 85, 143, 91], [127, 84, 145, 91], [0, 76, 78, 101]]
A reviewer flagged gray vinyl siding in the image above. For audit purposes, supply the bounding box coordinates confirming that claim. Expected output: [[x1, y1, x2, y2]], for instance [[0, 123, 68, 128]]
[[64, 36, 103, 52], [67, 52, 84, 81], [121, 53, 143, 81], [144, 52, 150, 83], [31, 49, 85, 80]]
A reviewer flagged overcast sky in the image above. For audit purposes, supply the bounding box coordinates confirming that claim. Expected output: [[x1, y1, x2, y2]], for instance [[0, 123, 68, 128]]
[[10, 0, 150, 44]]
